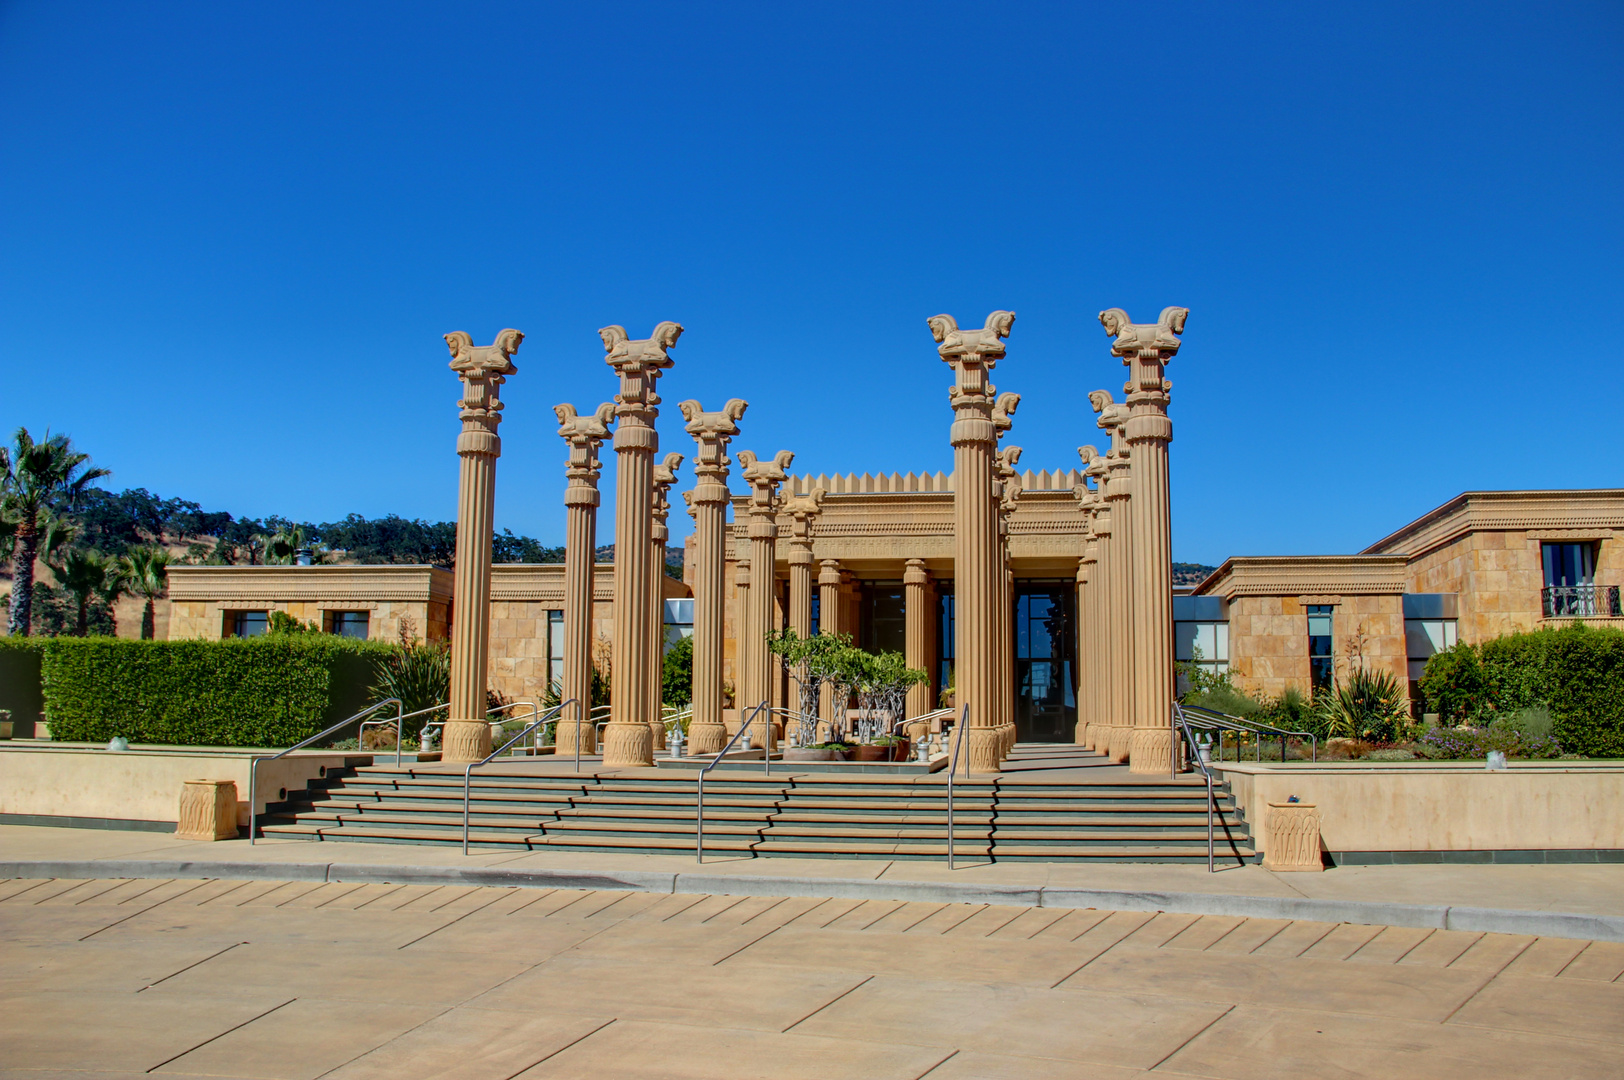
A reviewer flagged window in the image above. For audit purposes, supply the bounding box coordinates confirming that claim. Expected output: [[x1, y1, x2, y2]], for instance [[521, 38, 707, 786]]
[[1307, 605, 1334, 692], [809, 593, 820, 636], [860, 583, 906, 655], [1403, 594, 1459, 700], [663, 599, 693, 652], [1173, 596, 1229, 693], [225, 610, 268, 638], [325, 611, 370, 639], [546, 610, 564, 689], [1542, 542, 1599, 617], [937, 591, 955, 697]]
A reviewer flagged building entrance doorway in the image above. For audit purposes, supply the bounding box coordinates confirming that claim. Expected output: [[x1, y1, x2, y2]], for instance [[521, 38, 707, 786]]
[[1014, 583, 1076, 742]]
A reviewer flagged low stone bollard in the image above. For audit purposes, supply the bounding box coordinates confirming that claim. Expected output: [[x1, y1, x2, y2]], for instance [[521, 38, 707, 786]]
[[1262, 801, 1324, 872], [177, 779, 241, 841]]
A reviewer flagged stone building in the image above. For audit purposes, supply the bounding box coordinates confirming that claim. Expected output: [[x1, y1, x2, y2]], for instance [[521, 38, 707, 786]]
[[1183, 489, 1624, 705]]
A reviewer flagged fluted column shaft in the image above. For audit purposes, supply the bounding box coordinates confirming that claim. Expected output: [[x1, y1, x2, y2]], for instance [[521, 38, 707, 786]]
[[1074, 554, 1091, 745], [818, 559, 844, 733], [932, 311, 1014, 775], [648, 454, 682, 750], [730, 556, 751, 737], [601, 322, 681, 767], [555, 403, 613, 756], [737, 450, 791, 750], [442, 329, 522, 764], [1103, 307, 1188, 775], [680, 399, 745, 756], [903, 559, 936, 721]]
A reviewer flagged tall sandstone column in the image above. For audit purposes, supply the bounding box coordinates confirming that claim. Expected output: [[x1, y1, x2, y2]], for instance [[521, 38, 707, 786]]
[[679, 399, 747, 756], [1082, 451, 1110, 753], [553, 402, 615, 755], [1103, 307, 1189, 774], [995, 444, 1023, 760], [648, 452, 683, 749], [818, 558, 847, 734], [1092, 390, 1135, 765], [903, 558, 936, 722], [1073, 450, 1103, 748], [784, 489, 824, 641], [737, 449, 794, 748], [930, 310, 1015, 774], [442, 329, 524, 764], [601, 321, 682, 767]]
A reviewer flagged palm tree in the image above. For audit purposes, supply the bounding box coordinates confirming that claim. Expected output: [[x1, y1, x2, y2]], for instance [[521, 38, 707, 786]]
[[120, 545, 171, 640], [0, 429, 109, 636], [53, 548, 125, 637], [266, 524, 306, 565]]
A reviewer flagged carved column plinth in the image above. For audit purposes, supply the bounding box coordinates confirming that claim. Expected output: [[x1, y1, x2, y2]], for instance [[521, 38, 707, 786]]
[[931, 310, 1015, 774], [554, 402, 615, 756], [177, 779, 239, 841], [1092, 390, 1134, 765], [903, 558, 936, 726], [738, 449, 793, 753], [1102, 307, 1187, 776], [601, 322, 681, 767], [443, 329, 523, 763], [680, 399, 747, 756], [1262, 802, 1324, 872]]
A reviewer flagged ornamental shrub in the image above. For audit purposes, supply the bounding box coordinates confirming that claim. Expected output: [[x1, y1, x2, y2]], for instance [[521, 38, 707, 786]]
[[1538, 625, 1624, 758], [0, 638, 46, 736], [41, 636, 395, 747], [1418, 643, 1490, 723]]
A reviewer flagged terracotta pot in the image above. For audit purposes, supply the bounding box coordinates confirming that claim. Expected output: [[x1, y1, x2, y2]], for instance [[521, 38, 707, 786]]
[[853, 744, 889, 762], [889, 738, 911, 762]]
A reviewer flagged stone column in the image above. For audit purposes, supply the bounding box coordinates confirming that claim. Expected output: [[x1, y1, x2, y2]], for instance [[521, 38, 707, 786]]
[[1073, 451, 1102, 748], [678, 399, 747, 756], [818, 558, 847, 735], [785, 489, 825, 734], [929, 311, 1015, 774], [601, 321, 682, 767], [1091, 390, 1134, 764], [553, 402, 615, 756], [441, 329, 523, 764], [1102, 307, 1188, 775], [995, 439, 1022, 761], [649, 452, 683, 750], [729, 554, 750, 737], [737, 450, 793, 749], [903, 558, 936, 721]]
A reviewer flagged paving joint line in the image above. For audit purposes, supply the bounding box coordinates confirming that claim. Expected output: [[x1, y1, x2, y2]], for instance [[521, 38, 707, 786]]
[[5, 857, 1622, 942]]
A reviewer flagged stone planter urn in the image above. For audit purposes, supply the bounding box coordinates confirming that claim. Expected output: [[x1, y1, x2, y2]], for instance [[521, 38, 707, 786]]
[[852, 744, 889, 762], [888, 738, 912, 762], [177, 779, 240, 841], [1262, 801, 1324, 872]]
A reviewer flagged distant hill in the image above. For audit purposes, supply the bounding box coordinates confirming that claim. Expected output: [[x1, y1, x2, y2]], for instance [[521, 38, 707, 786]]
[[1172, 562, 1219, 586]]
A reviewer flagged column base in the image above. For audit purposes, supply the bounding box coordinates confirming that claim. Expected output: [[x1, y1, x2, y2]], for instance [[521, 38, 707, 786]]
[[602, 721, 653, 767], [1074, 721, 1089, 747], [1128, 727, 1177, 775], [687, 721, 727, 756], [553, 718, 595, 756], [647, 720, 667, 752], [1106, 725, 1132, 764], [965, 726, 1002, 774], [441, 719, 491, 764]]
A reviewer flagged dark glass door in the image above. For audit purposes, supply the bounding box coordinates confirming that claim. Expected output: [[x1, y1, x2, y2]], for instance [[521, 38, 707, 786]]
[[1014, 584, 1076, 742]]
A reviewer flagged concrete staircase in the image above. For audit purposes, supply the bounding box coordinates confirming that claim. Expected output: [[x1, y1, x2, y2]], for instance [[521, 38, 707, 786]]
[[258, 751, 1256, 864]]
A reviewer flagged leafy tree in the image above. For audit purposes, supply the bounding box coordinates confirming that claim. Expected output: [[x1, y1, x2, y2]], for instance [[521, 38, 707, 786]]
[[662, 633, 693, 706], [119, 546, 171, 640], [1, 429, 110, 636]]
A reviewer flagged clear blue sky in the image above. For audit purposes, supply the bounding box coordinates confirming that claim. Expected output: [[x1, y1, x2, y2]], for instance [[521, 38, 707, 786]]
[[2, 1, 1619, 565]]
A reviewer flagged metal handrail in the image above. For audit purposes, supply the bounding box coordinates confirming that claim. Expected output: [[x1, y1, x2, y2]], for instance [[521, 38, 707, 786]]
[[248, 697, 401, 844], [1181, 703, 1317, 763], [461, 700, 572, 854], [946, 704, 971, 869], [696, 700, 769, 864], [360, 700, 453, 767], [1173, 702, 1217, 872]]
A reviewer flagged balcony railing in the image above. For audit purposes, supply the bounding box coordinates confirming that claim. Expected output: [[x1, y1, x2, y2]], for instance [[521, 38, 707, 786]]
[[1542, 584, 1622, 619]]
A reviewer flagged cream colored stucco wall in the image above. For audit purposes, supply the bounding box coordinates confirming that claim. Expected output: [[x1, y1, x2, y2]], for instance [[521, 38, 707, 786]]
[[1217, 761, 1624, 852]]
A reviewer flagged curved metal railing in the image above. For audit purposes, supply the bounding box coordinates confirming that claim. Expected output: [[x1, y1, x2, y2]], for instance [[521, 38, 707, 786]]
[[247, 698, 401, 844], [695, 700, 770, 864], [1179, 703, 1317, 763], [461, 699, 573, 854]]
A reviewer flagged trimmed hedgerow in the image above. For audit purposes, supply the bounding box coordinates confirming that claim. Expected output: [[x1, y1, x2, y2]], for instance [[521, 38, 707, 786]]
[[41, 636, 395, 748], [0, 637, 46, 737], [1420, 623, 1624, 758]]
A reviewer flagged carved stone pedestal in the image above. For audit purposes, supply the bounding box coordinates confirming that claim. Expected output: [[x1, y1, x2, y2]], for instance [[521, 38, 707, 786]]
[[177, 779, 239, 841], [1262, 802, 1325, 872], [1129, 727, 1176, 774]]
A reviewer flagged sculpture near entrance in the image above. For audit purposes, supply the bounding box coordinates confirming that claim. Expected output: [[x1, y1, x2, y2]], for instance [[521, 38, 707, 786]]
[[442, 328, 523, 764]]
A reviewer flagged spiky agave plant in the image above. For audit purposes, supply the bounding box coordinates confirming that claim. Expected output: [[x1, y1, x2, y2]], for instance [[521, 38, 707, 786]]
[[1315, 667, 1411, 742], [369, 640, 451, 737]]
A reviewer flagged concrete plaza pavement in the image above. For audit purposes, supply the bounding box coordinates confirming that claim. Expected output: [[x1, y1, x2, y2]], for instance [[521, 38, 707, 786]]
[[4, 862, 1624, 1079]]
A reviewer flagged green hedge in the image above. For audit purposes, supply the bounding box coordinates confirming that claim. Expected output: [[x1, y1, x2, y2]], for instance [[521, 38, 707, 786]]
[[1420, 624, 1624, 757], [0, 638, 46, 737], [41, 636, 396, 748]]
